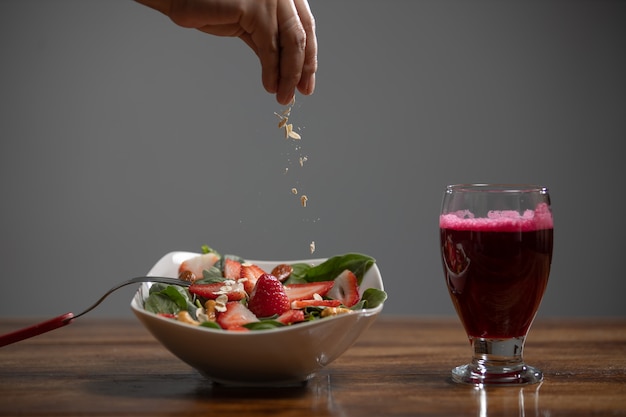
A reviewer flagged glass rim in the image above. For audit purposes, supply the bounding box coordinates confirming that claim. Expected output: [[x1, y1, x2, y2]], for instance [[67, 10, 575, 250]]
[[446, 183, 549, 194]]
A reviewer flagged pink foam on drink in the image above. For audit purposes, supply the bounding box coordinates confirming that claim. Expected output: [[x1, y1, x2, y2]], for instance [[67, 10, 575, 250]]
[[440, 203, 553, 232]]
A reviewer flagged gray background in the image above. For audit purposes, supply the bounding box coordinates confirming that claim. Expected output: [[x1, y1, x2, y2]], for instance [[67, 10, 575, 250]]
[[1, 0, 624, 320]]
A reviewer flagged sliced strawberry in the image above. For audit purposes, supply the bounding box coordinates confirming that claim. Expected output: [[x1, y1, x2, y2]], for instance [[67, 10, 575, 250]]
[[284, 281, 335, 301], [188, 281, 247, 301], [239, 263, 266, 294], [178, 252, 220, 280], [291, 299, 342, 309], [223, 258, 242, 280], [327, 269, 360, 307], [276, 309, 306, 325], [247, 274, 291, 318], [216, 301, 258, 331]]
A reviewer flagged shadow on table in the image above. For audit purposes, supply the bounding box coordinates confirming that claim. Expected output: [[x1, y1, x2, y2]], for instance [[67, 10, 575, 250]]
[[82, 371, 346, 416]]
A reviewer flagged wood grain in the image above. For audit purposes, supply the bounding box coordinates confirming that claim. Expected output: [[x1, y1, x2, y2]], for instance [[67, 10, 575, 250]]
[[1, 316, 624, 416]]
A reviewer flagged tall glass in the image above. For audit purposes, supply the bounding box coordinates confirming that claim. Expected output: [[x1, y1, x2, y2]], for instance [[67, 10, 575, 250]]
[[439, 184, 553, 385]]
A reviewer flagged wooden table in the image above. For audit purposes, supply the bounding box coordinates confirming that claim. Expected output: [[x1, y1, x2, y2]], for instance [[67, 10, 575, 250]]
[[1, 316, 625, 416]]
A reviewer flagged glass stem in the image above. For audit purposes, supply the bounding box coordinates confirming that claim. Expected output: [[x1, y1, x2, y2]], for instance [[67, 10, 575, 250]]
[[469, 336, 526, 372]]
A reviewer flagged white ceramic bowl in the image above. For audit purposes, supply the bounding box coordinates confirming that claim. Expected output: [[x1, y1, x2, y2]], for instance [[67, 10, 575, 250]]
[[131, 251, 385, 386]]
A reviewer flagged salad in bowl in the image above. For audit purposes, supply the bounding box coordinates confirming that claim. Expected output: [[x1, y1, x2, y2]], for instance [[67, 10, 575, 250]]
[[131, 245, 387, 386]]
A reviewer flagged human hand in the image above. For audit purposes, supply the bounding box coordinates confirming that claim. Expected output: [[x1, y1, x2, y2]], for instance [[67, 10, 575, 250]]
[[136, 0, 318, 105]]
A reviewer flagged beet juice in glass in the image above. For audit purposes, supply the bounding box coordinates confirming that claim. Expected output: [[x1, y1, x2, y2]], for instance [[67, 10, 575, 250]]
[[440, 184, 553, 385]]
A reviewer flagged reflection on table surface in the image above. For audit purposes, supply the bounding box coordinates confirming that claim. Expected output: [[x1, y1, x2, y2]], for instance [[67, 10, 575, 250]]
[[472, 383, 543, 417]]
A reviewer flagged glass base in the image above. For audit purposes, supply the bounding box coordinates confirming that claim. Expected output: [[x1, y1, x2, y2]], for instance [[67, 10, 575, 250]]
[[451, 336, 543, 386], [451, 363, 543, 386]]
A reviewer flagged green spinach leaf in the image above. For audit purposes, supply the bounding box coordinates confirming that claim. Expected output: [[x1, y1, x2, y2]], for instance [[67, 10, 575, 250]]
[[200, 321, 222, 330], [144, 284, 193, 315], [243, 320, 285, 330], [289, 253, 375, 284], [358, 288, 388, 309]]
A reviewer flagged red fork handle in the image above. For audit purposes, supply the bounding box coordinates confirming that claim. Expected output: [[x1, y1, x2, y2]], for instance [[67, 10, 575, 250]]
[[0, 313, 74, 348]]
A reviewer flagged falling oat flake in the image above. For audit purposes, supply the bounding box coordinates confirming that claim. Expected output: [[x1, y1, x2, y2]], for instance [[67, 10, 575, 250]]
[[274, 97, 301, 141], [275, 96, 317, 254]]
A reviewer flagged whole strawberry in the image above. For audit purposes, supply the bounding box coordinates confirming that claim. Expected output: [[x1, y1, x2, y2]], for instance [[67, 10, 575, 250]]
[[247, 274, 291, 318]]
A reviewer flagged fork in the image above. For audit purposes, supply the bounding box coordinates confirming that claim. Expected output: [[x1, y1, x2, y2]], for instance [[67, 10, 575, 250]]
[[0, 276, 191, 348]]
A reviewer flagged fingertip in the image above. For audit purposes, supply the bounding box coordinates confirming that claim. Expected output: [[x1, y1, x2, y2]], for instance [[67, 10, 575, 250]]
[[259, 56, 279, 95], [276, 91, 296, 106], [298, 74, 316, 96], [263, 75, 278, 96]]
